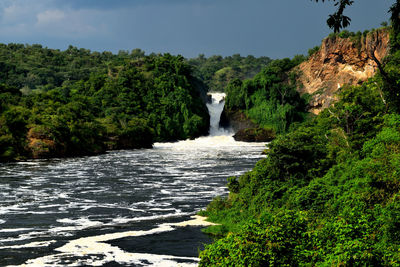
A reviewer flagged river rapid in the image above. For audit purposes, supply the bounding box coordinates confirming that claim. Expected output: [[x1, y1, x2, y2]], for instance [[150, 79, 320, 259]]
[[0, 93, 266, 266]]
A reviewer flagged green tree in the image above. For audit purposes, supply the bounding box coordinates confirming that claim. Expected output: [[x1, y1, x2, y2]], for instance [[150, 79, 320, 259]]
[[314, 0, 354, 33]]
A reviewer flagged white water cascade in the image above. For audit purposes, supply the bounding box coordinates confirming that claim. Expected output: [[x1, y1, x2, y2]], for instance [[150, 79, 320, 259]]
[[206, 92, 231, 136], [154, 92, 264, 149]]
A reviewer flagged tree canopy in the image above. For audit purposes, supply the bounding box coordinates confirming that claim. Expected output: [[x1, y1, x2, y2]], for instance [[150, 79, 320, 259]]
[[314, 0, 354, 32], [187, 54, 272, 92], [0, 46, 210, 161], [314, 0, 400, 35]]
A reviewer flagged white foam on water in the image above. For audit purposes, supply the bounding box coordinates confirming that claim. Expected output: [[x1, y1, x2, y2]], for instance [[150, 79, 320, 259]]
[[148, 208, 177, 212], [0, 231, 47, 244], [15, 161, 41, 165], [80, 218, 105, 226], [12, 252, 198, 267], [26, 211, 63, 215], [0, 240, 56, 250], [39, 204, 62, 209], [0, 205, 29, 215], [0, 219, 5, 224], [135, 200, 172, 207], [56, 218, 81, 224], [0, 217, 106, 244], [161, 196, 198, 201], [111, 211, 192, 224], [57, 192, 69, 199], [52, 217, 104, 234], [78, 189, 109, 194], [0, 228, 32, 233], [125, 207, 144, 212], [81, 199, 97, 203], [160, 189, 172, 195], [154, 135, 266, 153], [12, 224, 177, 266], [13, 216, 213, 267], [173, 215, 218, 227]]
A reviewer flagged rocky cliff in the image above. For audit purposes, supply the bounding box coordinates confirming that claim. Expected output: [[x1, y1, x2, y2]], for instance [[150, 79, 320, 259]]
[[219, 108, 276, 142], [296, 29, 390, 114]]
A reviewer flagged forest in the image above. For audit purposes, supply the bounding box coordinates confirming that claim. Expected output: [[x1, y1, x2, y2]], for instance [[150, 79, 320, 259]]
[[187, 54, 272, 92], [0, 44, 281, 162], [198, 2, 400, 265], [0, 47, 210, 161], [224, 55, 309, 134]]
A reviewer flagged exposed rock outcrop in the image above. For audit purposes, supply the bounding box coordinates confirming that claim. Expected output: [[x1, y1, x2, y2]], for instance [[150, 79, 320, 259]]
[[233, 128, 275, 142], [219, 108, 257, 133], [220, 108, 275, 142], [219, 107, 257, 133], [26, 127, 66, 159], [296, 29, 390, 114]]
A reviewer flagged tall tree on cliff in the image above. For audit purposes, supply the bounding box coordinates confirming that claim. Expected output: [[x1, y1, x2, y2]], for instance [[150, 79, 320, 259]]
[[313, 0, 354, 33], [313, 0, 400, 41]]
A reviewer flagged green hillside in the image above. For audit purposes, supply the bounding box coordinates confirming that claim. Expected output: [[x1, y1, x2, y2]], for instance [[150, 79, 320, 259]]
[[0, 47, 209, 161]]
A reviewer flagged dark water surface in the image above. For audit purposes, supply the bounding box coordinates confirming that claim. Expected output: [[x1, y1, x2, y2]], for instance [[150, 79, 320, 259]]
[[0, 136, 265, 266]]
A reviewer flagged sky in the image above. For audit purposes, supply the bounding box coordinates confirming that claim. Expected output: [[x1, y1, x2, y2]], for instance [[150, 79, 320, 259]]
[[0, 0, 393, 59]]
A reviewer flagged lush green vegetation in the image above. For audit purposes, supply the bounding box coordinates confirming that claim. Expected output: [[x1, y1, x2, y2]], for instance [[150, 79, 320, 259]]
[[199, 24, 400, 266], [187, 54, 272, 92], [0, 46, 209, 161], [0, 45, 281, 162], [224, 55, 309, 134]]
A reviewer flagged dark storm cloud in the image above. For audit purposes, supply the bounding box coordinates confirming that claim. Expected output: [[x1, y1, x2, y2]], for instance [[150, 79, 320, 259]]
[[54, 0, 137, 9], [0, 0, 393, 58], [54, 0, 214, 10]]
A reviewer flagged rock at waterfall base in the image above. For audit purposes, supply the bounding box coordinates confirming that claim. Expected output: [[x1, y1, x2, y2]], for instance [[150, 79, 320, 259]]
[[233, 128, 275, 142]]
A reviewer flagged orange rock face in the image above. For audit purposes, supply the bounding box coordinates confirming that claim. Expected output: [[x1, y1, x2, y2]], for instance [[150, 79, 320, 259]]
[[296, 29, 390, 114]]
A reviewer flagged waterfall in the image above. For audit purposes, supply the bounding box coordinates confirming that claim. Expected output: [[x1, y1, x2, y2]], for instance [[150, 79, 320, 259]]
[[206, 93, 231, 136], [155, 91, 263, 149], [154, 92, 266, 149]]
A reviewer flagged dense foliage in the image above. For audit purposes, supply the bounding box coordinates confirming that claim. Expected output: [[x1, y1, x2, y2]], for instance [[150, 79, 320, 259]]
[[0, 45, 209, 161], [187, 54, 272, 92], [224, 56, 309, 134], [199, 27, 400, 266]]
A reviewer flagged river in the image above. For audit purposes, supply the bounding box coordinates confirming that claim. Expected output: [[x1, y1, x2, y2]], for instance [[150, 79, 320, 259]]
[[0, 93, 266, 266]]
